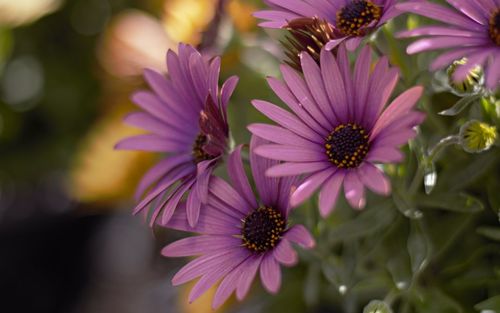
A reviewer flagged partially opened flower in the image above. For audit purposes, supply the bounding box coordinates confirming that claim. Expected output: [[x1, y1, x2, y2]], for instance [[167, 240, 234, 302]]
[[116, 43, 239, 227], [160, 136, 315, 309], [249, 45, 425, 216], [254, 0, 400, 51], [397, 0, 500, 90]]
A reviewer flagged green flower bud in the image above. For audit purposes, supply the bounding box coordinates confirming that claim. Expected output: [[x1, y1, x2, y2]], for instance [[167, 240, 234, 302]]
[[363, 300, 393, 313], [459, 120, 497, 153], [447, 58, 483, 95]]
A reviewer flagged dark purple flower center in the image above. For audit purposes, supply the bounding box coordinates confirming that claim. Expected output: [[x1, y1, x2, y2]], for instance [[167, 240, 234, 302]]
[[325, 123, 369, 169], [241, 206, 285, 253], [337, 0, 381, 36], [192, 133, 216, 163], [489, 9, 500, 46]]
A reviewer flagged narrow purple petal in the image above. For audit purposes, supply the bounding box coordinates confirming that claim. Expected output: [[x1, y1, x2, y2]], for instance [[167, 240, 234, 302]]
[[255, 144, 326, 162], [161, 235, 241, 257], [267, 161, 330, 177], [318, 171, 345, 217], [290, 170, 333, 207], [236, 255, 263, 300], [284, 225, 316, 248], [273, 239, 298, 266], [358, 163, 391, 196], [115, 134, 188, 152], [260, 254, 281, 294], [228, 145, 258, 209], [344, 171, 366, 209]]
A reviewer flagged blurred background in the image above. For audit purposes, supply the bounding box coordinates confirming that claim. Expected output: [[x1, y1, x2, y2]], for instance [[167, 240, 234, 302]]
[[1, 1, 499, 313], [0, 0, 280, 312]]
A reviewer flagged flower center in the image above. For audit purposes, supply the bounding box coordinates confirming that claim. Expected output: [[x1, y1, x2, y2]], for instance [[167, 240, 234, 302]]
[[241, 206, 285, 253], [489, 9, 500, 46], [337, 0, 381, 36], [192, 133, 216, 163], [325, 123, 369, 169]]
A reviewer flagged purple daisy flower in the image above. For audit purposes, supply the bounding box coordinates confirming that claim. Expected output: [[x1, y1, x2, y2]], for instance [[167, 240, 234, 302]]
[[115, 43, 239, 227], [248, 45, 425, 216], [254, 0, 400, 50], [397, 0, 500, 90], [160, 136, 315, 309]]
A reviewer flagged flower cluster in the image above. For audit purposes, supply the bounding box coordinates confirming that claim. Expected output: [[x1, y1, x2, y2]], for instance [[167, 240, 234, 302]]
[[116, 0, 499, 310]]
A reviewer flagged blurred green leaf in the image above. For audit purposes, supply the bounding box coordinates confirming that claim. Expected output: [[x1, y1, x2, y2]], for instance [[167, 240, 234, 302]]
[[393, 186, 423, 219], [474, 295, 500, 311], [304, 264, 320, 307], [423, 161, 437, 195], [328, 202, 396, 241], [416, 192, 484, 213], [477, 227, 500, 241], [407, 221, 430, 274], [412, 287, 464, 313], [438, 95, 481, 116]]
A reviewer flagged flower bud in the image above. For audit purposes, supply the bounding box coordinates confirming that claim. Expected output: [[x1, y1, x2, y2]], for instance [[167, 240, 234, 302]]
[[459, 120, 497, 153], [447, 58, 483, 95]]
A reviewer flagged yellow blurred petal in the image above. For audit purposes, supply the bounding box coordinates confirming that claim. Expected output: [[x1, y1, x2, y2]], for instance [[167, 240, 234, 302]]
[[98, 9, 175, 77], [162, 0, 216, 45], [0, 0, 62, 27], [180, 281, 230, 313], [70, 103, 155, 205], [227, 0, 257, 33]]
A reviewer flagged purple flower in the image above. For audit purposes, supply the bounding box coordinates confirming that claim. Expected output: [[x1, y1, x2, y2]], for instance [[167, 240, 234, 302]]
[[397, 0, 500, 90], [249, 45, 425, 216], [254, 0, 400, 50], [115, 43, 239, 227], [160, 136, 315, 309]]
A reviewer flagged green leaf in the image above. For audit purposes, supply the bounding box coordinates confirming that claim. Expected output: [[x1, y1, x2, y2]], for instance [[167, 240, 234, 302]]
[[477, 227, 500, 241], [474, 295, 500, 311], [416, 192, 484, 213], [438, 94, 481, 116], [363, 300, 393, 313], [304, 264, 320, 307], [411, 287, 464, 313], [327, 202, 396, 241], [407, 221, 430, 274], [393, 186, 423, 219]]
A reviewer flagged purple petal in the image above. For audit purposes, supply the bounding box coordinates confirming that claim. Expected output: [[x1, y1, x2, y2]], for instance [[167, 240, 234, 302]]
[[236, 255, 263, 300], [371, 86, 423, 138], [251, 99, 323, 143], [188, 251, 249, 303], [320, 48, 348, 123], [358, 163, 391, 196], [267, 161, 330, 176], [172, 249, 244, 285], [344, 171, 366, 209], [228, 145, 258, 209], [248, 123, 319, 147], [250, 136, 280, 208], [396, 2, 483, 31], [290, 170, 333, 207], [212, 256, 254, 309], [161, 235, 241, 257], [260, 254, 281, 294], [318, 171, 345, 217], [255, 144, 325, 162], [273, 239, 298, 266], [284, 225, 316, 248], [134, 154, 192, 201], [366, 147, 404, 163]]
